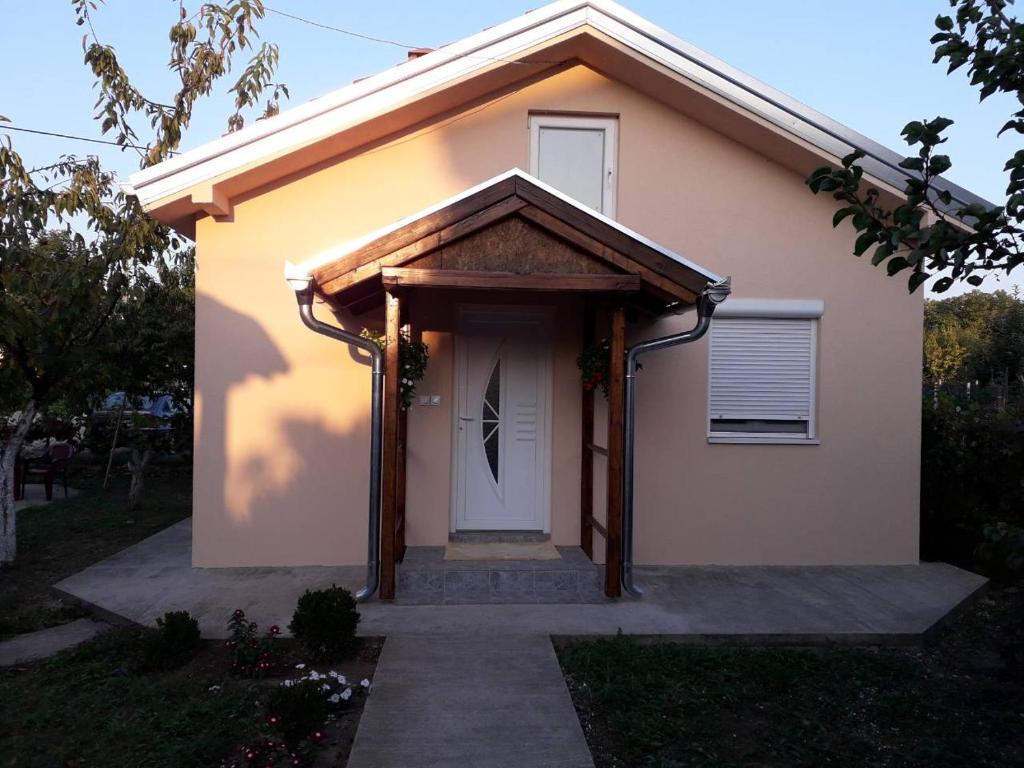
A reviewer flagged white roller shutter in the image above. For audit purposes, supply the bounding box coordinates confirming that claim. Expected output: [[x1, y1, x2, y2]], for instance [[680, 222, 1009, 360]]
[[708, 317, 816, 427]]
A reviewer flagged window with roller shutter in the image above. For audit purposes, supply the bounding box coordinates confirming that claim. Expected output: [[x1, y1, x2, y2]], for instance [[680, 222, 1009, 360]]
[[707, 308, 819, 443]]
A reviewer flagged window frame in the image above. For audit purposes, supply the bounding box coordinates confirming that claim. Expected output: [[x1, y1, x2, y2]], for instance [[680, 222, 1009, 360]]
[[705, 299, 823, 446], [527, 113, 618, 218]]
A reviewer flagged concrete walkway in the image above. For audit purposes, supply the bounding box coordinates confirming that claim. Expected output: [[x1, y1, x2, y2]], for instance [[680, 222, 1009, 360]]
[[0, 619, 108, 666], [57, 519, 987, 642], [348, 635, 594, 768]]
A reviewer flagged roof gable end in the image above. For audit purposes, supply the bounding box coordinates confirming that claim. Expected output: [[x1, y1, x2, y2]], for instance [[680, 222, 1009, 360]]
[[128, 0, 991, 228]]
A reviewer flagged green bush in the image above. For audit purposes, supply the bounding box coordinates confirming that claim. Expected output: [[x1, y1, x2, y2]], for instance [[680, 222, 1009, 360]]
[[264, 679, 331, 749], [141, 610, 201, 671], [921, 397, 1024, 570], [975, 523, 1024, 583], [289, 585, 360, 662]]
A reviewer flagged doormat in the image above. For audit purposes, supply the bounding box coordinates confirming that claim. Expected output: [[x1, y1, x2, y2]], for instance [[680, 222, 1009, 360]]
[[443, 541, 561, 561]]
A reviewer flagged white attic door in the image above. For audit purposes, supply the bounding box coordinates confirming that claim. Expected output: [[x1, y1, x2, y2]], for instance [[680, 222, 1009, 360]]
[[529, 114, 618, 217]]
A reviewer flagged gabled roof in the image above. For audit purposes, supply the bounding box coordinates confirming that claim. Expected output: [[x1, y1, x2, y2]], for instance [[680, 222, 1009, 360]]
[[286, 169, 722, 312], [127, 0, 990, 232]]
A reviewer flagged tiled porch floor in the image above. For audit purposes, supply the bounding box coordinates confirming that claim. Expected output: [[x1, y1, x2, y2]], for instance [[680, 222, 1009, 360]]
[[56, 518, 987, 641]]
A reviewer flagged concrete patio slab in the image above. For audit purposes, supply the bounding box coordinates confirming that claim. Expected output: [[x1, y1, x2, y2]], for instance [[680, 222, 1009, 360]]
[[56, 519, 987, 642], [347, 635, 594, 768], [56, 519, 364, 638]]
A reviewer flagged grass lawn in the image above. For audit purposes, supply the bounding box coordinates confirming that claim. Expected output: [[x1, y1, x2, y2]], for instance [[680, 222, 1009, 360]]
[[0, 464, 192, 638], [559, 585, 1024, 768], [0, 629, 381, 767]]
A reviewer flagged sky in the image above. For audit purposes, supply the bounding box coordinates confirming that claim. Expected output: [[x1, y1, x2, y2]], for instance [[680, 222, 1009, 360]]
[[2, 0, 1021, 296]]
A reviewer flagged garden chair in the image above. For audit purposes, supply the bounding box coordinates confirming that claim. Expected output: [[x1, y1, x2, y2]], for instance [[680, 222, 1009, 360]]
[[20, 443, 74, 501]]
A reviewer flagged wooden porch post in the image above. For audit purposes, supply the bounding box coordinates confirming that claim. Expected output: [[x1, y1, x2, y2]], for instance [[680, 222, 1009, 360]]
[[380, 290, 402, 600], [396, 408, 408, 563], [604, 303, 626, 598], [580, 300, 595, 559]]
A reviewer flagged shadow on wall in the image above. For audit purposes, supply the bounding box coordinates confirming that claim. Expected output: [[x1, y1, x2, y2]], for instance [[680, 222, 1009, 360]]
[[195, 293, 374, 565], [196, 293, 290, 519]]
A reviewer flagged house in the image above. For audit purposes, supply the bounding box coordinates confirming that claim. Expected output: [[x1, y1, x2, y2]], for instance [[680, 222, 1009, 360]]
[[126, 0, 986, 599]]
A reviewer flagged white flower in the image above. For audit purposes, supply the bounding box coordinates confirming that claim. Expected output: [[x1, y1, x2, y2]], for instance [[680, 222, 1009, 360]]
[[328, 670, 338, 679], [360, 678, 370, 688], [309, 671, 321, 680], [337, 674, 347, 686], [283, 679, 294, 687], [340, 687, 353, 701], [295, 663, 306, 670], [322, 683, 331, 691], [328, 693, 341, 704], [208, 685, 221, 693]]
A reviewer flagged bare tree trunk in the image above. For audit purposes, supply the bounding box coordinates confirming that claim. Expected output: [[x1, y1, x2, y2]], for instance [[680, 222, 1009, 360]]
[[127, 447, 153, 511], [1, 401, 37, 564]]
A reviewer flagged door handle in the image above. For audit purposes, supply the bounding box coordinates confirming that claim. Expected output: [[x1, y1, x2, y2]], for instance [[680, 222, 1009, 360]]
[[459, 416, 475, 421]]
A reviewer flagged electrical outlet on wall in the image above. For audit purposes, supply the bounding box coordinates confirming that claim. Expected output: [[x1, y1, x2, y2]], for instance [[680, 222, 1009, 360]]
[[430, 395, 441, 406], [418, 395, 429, 406]]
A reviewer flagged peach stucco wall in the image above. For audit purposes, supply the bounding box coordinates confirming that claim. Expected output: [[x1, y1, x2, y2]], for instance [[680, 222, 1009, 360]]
[[192, 64, 921, 567]]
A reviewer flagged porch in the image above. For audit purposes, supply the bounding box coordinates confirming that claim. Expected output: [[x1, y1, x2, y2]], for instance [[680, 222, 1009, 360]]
[[56, 517, 987, 641], [288, 169, 726, 600]]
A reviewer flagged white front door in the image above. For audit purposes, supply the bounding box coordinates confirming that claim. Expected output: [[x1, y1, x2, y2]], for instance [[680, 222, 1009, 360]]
[[453, 308, 552, 531]]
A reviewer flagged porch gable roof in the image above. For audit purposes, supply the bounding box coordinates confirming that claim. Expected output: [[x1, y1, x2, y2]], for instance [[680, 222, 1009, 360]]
[[285, 169, 722, 312]]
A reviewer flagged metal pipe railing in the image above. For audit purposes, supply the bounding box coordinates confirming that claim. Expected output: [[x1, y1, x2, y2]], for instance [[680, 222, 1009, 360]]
[[291, 281, 384, 602], [621, 277, 731, 596]]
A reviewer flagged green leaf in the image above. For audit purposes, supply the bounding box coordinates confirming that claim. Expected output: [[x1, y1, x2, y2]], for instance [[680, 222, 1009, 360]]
[[832, 207, 856, 227], [907, 272, 929, 293], [934, 14, 954, 31], [931, 276, 954, 293], [886, 256, 911, 276], [966, 275, 984, 286], [854, 231, 877, 257], [871, 243, 894, 266]]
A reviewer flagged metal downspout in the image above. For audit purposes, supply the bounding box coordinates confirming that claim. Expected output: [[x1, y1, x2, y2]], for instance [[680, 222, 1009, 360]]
[[290, 280, 383, 602], [621, 277, 732, 597]]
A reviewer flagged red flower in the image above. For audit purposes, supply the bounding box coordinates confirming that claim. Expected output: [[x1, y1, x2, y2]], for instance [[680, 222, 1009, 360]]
[[269, 625, 281, 635], [233, 609, 245, 619]]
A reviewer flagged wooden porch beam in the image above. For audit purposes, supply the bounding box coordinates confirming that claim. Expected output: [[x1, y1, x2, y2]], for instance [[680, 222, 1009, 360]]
[[380, 268, 642, 292], [379, 290, 402, 600], [604, 303, 626, 598]]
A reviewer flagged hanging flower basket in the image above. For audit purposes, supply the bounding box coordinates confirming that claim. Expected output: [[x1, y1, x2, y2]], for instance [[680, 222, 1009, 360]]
[[577, 339, 611, 398]]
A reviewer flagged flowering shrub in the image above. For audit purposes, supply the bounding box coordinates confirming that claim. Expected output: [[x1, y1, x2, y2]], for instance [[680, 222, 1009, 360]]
[[271, 667, 370, 748], [224, 608, 281, 677], [359, 328, 429, 410], [288, 585, 360, 662], [220, 667, 371, 767], [141, 610, 201, 671]]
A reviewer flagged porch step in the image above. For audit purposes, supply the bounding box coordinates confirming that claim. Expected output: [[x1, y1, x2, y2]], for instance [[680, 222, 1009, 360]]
[[395, 546, 606, 605], [448, 530, 549, 544]]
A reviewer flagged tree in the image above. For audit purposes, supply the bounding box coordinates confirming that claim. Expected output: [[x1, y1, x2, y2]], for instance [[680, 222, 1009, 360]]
[[923, 288, 1024, 405], [107, 256, 195, 511], [807, 0, 1024, 293], [0, 1, 284, 562]]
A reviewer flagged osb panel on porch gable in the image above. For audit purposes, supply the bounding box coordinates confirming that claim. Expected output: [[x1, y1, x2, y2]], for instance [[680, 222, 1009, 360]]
[[310, 172, 714, 314], [413, 216, 614, 275]]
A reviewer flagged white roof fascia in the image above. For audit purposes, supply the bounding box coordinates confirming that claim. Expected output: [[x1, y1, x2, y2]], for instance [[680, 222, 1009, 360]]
[[128, 2, 591, 203], [130, 0, 991, 213], [289, 168, 723, 285]]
